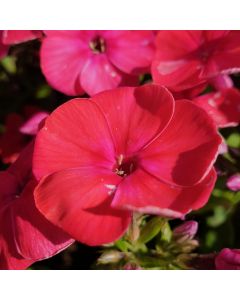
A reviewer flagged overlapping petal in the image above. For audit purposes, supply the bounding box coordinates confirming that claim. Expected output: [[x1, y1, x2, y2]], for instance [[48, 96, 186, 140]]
[[12, 180, 73, 260], [80, 54, 122, 95], [92, 84, 175, 155], [34, 167, 131, 246], [106, 30, 155, 74], [33, 99, 115, 180], [140, 100, 222, 186], [112, 168, 216, 218]]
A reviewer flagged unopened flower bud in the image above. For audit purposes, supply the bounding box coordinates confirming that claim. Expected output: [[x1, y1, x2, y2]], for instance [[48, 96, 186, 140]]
[[173, 221, 198, 241], [215, 248, 240, 270], [98, 250, 124, 265], [226, 174, 240, 191]]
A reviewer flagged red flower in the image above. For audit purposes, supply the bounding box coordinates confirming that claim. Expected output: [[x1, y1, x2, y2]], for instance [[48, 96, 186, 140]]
[[0, 142, 73, 270], [33, 84, 221, 246], [152, 31, 240, 92], [193, 88, 240, 128], [215, 248, 240, 270], [2, 30, 43, 45], [40, 30, 155, 96], [0, 30, 9, 58], [0, 107, 48, 164]]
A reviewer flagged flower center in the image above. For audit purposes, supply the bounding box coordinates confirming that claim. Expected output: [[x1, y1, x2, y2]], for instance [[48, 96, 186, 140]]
[[115, 155, 138, 177], [89, 36, 106, 53]]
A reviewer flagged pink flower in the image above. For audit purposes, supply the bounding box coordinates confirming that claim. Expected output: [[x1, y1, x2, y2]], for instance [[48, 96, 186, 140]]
[[226, 174, 240, 191], [33, 84, 221, 246], [152, 31, 240, 92], [0, 30, 9, 58], [215, 248, 240, 270], [0, 142, 73, 270], [0, 107, 48, 164], [2, 30, 43, 45], [40, 30, 155, 96], [193, 88, 240, 128]]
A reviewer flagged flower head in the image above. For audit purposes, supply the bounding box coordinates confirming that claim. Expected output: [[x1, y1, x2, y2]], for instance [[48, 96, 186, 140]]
[[33, 84, 221, 246], [40, 30, 155, 96], [152, 31, 240, 92]]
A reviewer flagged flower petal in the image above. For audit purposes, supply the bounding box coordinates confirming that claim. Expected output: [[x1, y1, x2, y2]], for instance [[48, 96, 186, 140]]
[[152, 59, 204, 92], [40, 34, 90, 96], [0, 210, 33, 270], [193, 88, 240, 128], [33, 99, 115, 180], [106, 30, 155, 74], [92, 84, 175, 155], [34, 167, 131, 246], [80, 54, 122, 96], [140, 100, 222, 186], [12, 179, 73, 260], [2, 30, 42, 45], [112, 168, 216, 217]]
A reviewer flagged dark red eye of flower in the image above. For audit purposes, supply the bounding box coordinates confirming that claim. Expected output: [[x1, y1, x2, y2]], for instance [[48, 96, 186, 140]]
[[115, 155, 138, 177], [89, 36, 106, 53]]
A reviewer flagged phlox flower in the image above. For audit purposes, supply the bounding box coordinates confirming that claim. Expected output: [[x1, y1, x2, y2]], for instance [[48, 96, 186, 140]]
[[2, 30, 43, 45], [0, 106, 48, 164], [152, 30, 240, 92], [193, 88, 240, 128], [40, 30, 155, 96], [0, 142, 73, 270], [33, 84, 221, 246]]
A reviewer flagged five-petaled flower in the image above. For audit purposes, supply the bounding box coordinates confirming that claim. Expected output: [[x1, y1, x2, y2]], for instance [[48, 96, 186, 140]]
[[33, 84, 221, 246], [40, 30, 155, 96]]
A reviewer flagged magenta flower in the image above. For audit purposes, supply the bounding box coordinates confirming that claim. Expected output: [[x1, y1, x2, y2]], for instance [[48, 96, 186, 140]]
[[33, 84, 221, 246], [215, 248, 240, 270], [0, 142, 73, 270], [40, 30, 155, 96]]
